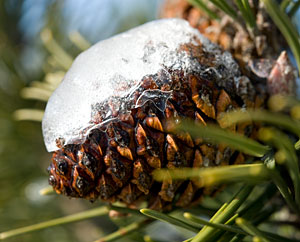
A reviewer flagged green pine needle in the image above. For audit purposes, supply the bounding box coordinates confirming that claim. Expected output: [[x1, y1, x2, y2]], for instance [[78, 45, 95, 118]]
[[0, 206, 109, 240], [236, 217, 269, 242], [39, 186, 54, 195], [153, 164, 269, 187], [183, 213, 248, 236], [234, 0, 256, 28], [179, 121, 270, 157], [190, 185, 253, 242], [13, 109, 44, 122], [140, 209, 200, 233], [220, 109, 300, 138], [40, 29, 73, 70], [68, 31, 91, 51], [210, 0, 238, 20], [238, 184, 277, 218], [187, 0, 220, 19], [259, 127, 300, 207], [20, 87, 52, 101], [280, 0, 291, 12], [288, 0, 300, 17], [93, 220, 151, 242], [109, 205, 144, 217], [266, 165, 300, 214]]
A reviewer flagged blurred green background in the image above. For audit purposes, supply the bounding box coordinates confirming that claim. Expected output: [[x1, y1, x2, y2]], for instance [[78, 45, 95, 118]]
[[0, 1, 161, 241]]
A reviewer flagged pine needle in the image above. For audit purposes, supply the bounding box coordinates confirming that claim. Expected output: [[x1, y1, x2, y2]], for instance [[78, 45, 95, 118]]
[[235, 217, 269, 242], [220, 109, 300, 138], [153, 164, 269, 186], [68, 31, 91, 51], [40, 29, 73, 70], [187, 0, 220, 19], [210, 0, 238, 20], [140, 209, 200, 233], [13, 109, 44, 122], [183, 213, 248, 235], [179, 121, 270, 157], [190, 185, 253, 242], [288, 0, 300, 17], [234, 0, 256, 28], [93, 220, 151, 242], [259, 127, 300, 207], [0, 207, 109, 240]]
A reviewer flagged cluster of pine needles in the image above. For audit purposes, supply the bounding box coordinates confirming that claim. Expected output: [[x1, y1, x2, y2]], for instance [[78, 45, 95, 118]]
[[1, 0, 300, 241]]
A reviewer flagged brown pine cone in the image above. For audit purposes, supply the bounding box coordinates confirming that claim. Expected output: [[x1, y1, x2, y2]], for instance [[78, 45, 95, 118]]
[[43, 19, 267, 210]]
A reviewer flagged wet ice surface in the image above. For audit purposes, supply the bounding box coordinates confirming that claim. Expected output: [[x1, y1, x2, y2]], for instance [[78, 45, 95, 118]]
[[42, 18, 241, 152]]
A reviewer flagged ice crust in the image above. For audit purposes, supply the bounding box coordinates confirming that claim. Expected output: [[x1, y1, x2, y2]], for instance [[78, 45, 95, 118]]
[[42, 18, 240, 152]]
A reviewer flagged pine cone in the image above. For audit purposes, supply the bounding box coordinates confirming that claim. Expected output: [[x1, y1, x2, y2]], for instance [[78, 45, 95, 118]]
[[44, 19, 267, 210]]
